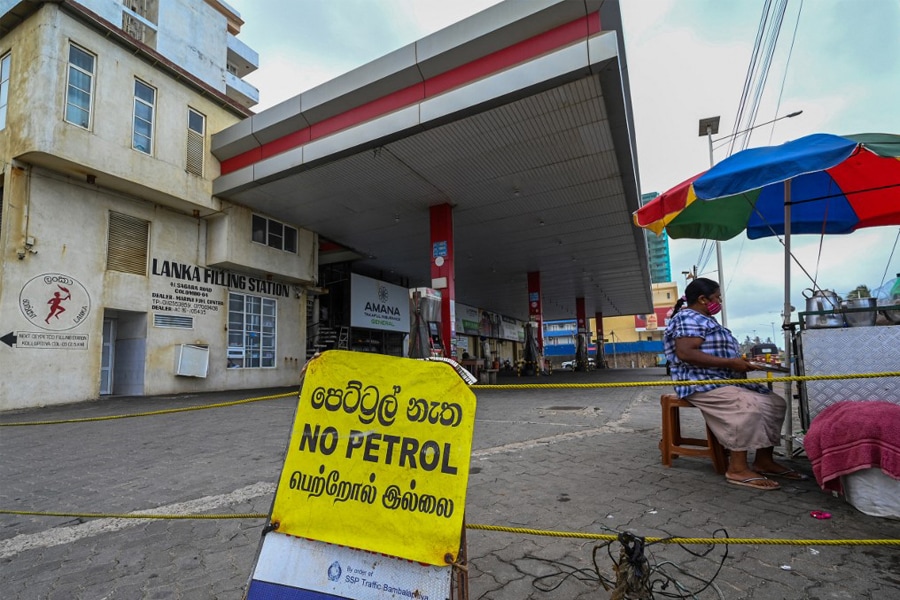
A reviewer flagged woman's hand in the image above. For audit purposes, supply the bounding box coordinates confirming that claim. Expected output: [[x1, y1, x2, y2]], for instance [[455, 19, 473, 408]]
[[728, 357, 755, 373], [675, 337, 753, 372]]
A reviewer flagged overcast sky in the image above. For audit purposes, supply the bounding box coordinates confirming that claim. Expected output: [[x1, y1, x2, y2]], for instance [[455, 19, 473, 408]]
[[226, 0, 900, 343]]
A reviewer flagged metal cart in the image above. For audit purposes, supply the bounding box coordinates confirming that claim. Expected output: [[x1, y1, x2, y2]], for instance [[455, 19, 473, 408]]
[[795, 307, 900, 431]]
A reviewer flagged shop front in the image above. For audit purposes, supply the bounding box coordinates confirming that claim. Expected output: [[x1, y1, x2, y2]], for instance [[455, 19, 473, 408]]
[[454, 302, 523, 369]]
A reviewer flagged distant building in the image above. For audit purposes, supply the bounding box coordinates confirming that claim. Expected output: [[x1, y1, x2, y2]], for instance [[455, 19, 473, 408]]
[[641, 192, 672, 284], [582, 281, 679, 368], [542, 319, 578, 361]]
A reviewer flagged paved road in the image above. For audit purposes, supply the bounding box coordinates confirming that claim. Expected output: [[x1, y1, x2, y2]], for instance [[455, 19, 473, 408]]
[[2, 366, 898, 599]]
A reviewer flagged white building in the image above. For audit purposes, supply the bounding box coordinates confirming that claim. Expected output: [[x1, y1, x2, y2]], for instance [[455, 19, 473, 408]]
[[0, 0, 318, 410]]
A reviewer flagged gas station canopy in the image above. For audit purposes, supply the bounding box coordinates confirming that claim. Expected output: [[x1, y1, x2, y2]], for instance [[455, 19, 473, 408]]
[[211, 0, 652, 321]]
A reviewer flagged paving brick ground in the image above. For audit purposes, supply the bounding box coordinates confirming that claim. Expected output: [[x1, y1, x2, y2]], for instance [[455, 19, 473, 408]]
[[2, 366, 898, 599]]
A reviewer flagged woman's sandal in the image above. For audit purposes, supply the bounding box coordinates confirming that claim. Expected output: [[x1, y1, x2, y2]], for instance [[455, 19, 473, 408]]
[[726, 476, 781, 491]]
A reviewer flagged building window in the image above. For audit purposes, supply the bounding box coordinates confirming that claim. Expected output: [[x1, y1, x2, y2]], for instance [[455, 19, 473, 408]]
[[65, 44, 94, 129], [107, 211, 149, 275], [252, 214, 298, 253], [132, 79, 156, 154], [0, 53, 10, 130], [186, 108, 205, 176], [228, 293, 276, 368]]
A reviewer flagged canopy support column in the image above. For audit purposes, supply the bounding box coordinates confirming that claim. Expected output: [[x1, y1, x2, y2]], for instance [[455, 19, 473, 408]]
[[527, 272, 543, 354], [430, 203, 455, 358], [575, 297, 588, 370], [595, 312, 606, 368]]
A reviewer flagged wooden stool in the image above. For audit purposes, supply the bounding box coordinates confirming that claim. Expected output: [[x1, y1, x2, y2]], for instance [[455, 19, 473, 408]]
[[660, 394, 728, 474]]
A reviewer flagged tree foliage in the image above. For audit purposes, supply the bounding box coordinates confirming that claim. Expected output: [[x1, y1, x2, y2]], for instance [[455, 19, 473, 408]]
[[847, 284, 871, 299]]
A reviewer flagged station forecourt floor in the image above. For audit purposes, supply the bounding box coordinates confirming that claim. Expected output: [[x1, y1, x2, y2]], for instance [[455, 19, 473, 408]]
[[1, 365, 898, 599]]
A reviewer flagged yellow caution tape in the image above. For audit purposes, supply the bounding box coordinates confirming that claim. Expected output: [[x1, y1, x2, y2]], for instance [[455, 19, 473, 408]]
[[472, 371, 900, 389], [0, 391, 298, 426], [3, 372, 897, 424], [465, 523, 900, 546], [1, 510, 897, 547]]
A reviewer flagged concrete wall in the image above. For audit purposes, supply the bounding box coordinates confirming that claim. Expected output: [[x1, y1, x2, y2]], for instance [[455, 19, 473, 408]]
[[207, 202, 318, 282], [72, 0, 233, 95], [157, 0, 228, 91], [652, 281, 679, 306]]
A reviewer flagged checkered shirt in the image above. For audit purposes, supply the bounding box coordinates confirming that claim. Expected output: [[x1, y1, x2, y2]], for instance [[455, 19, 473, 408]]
[[664, 308, 770, 398]]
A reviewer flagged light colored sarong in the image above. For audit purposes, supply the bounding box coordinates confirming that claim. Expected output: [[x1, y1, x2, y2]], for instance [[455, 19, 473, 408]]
[[685, 386, 786, 451]]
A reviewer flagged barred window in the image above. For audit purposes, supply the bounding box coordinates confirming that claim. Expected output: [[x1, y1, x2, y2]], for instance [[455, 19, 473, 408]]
[[153, 314, 193, 329], [228, 292, 276, 369]]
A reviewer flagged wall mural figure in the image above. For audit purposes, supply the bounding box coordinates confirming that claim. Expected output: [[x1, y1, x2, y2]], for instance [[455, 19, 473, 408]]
[[45, 285, 72, 324]]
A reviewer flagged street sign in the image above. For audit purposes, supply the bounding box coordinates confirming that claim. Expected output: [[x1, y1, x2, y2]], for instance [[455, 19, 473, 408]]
[[246, 534, 451, 600], [1, 331, 89, 349], [245, 350, 476, 600]]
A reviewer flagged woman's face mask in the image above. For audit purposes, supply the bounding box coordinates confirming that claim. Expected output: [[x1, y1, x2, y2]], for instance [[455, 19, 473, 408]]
[[707, 301, 722, 316]]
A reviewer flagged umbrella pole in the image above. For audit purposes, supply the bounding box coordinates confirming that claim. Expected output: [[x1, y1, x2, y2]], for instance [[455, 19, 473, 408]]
[[782, 180, 794, 456]]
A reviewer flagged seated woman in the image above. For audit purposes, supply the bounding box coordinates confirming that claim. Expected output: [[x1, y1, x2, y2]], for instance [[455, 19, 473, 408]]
[[664, 278, 806, 490]]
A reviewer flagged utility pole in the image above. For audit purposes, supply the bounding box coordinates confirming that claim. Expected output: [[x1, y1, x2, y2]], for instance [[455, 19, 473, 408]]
[[699, 116, 727, 328], [681, 266, 698, 287], [610, 331, 618, 368]]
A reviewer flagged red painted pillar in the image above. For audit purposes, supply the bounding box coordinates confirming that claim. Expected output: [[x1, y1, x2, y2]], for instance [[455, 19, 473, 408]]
[[576, 297, 587, 367], [595, 311, 605, 366], [430, 204, 455, 357], [575, 298, 587, 336], [527, 271, 543, 353]]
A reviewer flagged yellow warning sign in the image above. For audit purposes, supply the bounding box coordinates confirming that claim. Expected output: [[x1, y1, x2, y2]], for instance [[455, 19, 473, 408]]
[[272, 350, 477, 566]]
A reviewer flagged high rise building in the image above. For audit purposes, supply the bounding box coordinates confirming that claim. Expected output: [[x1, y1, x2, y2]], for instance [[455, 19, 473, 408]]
[[641, 192, 672, 283]]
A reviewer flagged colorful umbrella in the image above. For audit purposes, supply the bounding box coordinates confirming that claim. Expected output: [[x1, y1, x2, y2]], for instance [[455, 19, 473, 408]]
[[634, 132, 900, 240]]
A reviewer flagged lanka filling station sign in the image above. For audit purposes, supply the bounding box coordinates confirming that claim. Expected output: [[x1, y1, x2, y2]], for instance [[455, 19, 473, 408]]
[[270, 350, 476, 566]]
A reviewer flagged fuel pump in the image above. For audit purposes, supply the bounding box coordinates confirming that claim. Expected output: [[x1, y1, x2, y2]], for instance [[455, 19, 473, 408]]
[[521, 321, 541, 376], [408, 288, 443, 358]]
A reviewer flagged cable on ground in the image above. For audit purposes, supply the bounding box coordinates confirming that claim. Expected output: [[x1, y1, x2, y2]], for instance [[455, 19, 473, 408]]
[[498, 528, 730, 599]]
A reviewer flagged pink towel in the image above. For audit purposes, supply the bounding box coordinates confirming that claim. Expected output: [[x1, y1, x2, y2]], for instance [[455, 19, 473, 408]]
[[805, 401, 900, 493]]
